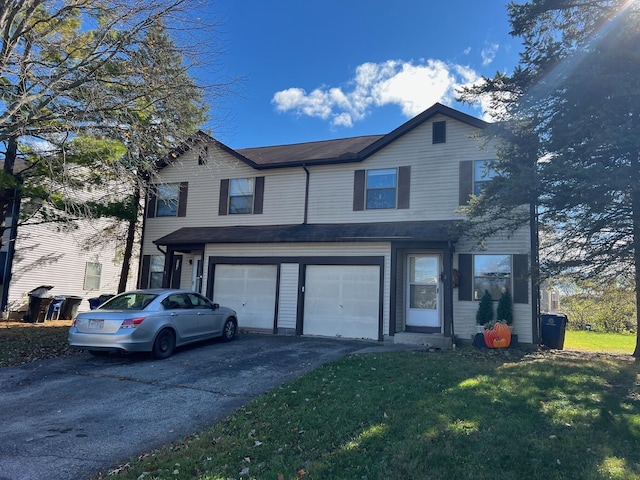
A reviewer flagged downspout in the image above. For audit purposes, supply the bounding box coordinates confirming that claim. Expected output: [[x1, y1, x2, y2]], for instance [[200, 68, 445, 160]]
[[303, 165, 310, 225]]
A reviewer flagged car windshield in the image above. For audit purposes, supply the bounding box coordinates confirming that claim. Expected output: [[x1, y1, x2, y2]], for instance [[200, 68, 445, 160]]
[[100, 293, 158, 311]]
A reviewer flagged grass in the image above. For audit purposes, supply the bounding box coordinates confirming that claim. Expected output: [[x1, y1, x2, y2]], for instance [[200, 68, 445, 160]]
[[2, 322, 640, 479], [94, 349, 640, 480], [565, 330, 636, 355], [0, 320, 77, 367]]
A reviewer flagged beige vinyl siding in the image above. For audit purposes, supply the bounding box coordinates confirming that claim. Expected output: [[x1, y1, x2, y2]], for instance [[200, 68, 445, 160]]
[[454, 227, 532, 344], [152, 145, 305, 228], [204, 242, 391, 337], [308, 115, 493, 224], [277, 263, 299, 331], [8, 220, 137, 314]]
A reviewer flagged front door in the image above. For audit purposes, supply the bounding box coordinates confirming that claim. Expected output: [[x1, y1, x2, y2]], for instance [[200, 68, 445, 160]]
[[406, 254, 440, 328]]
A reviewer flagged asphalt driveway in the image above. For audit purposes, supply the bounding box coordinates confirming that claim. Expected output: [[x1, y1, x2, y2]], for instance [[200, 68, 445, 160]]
[[0, 334, 378, 480]]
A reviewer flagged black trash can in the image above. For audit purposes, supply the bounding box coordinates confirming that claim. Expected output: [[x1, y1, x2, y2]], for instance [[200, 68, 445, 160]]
[[59, 296, 83, 320], [24, 285, 54, 323], [540, 313, 568, 349]]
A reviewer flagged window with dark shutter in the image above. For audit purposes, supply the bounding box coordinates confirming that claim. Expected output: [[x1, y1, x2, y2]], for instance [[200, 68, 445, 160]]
[[253, 176, 265, 214], [397, 166, 411, 209], [512, 254, 529, 304], [459, 161, 473, 205], [458, 254, 472, 301], [353, 170, 365, 211], [146, 188, 157, 218], [178, 182, 188, 217], [219, 179, 229, 215], [433, 121, 446, 144]]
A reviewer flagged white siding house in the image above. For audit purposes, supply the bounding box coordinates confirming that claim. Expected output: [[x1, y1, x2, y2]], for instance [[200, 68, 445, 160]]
[[140, 103, 539, 347]]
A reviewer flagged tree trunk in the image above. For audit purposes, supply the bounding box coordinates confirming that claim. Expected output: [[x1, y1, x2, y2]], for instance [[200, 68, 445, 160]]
[[117, 183, 141, 293], [632, 185, 640, 358], [0, 136, 20, 251]]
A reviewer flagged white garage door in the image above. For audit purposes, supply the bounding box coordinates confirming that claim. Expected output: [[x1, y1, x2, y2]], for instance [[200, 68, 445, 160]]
[[213, 265, 277, 331], [303, 265, 380, 340]]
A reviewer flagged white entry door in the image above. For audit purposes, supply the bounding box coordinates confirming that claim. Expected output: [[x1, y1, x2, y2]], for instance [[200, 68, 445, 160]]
[[406, 255, 440, 327], [213, 264, 277, 330], [303, 265, 380, 340]]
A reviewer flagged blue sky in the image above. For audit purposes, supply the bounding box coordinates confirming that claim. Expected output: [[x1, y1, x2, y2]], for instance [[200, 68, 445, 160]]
[[198, 1, 521, 149]]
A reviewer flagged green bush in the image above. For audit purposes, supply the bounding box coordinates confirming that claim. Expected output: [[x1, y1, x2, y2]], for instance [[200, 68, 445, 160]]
[[476, 290, 494, 325], [497, 289, 513, 325]]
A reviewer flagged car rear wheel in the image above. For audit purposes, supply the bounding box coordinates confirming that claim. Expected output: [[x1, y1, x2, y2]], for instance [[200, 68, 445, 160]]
[[153, 328, 176, 359], [222, 318, 237, 342]]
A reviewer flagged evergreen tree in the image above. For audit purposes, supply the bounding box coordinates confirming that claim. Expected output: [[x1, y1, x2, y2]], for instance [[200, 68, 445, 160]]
[[476, 290, 494, 326], [458, 0, 640, 356], [497, 289, 513, 325]]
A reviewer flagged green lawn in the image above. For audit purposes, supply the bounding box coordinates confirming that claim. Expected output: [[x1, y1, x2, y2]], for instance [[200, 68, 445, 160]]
[[95, 348, 640, 480], [564, 329, 636, 355]]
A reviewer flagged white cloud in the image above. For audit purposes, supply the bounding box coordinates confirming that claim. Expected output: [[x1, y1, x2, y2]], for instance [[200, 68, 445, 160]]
[[481, 43, 499, 66], [272, 59, 483, 127]]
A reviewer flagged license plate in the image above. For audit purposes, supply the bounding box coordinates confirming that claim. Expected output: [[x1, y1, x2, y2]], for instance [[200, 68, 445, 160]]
[[89, 319, 104, 330]]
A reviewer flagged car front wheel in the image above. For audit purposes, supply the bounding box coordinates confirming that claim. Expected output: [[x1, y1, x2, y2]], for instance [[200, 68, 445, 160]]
[[222, 318, 237, 342], [153, 328, 176, 359]]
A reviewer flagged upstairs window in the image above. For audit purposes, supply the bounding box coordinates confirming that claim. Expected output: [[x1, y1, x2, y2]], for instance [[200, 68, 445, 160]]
[[84, 262, 102, 290], [156, 183, 180, 216], [366, 168, 397, 209], [474, 160, 498, 195], [147, 182, 188, 218], [433, 121, 446, 144], [229, 178, 255, 214]]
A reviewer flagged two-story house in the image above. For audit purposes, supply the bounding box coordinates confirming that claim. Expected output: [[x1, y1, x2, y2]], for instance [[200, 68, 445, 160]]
[[140, 103, 538, 348]]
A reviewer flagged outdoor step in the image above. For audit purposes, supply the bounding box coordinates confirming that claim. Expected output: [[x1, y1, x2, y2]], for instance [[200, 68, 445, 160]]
[[393, 332, 453, 350]]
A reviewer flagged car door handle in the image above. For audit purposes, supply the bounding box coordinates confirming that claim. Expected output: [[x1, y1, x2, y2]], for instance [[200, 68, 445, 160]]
[[197, 312, 205, 315], [169, 312, 178, 316]]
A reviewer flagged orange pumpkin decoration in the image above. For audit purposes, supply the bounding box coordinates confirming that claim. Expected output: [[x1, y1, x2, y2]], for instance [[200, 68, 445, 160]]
[[483, 328, 499, 348], [493, 337, 509, 348], [493, 322, 511, 348]]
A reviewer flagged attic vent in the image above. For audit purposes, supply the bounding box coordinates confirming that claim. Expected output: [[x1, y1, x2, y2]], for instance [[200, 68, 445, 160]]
[[433, 121, 446, 144]]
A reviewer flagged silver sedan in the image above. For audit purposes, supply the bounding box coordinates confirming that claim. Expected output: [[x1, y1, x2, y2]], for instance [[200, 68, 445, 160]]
[[68, 289, 238, 359]]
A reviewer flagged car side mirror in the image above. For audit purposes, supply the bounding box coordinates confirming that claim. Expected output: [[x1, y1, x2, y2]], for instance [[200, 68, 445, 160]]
[[212, 303, 219, 310]]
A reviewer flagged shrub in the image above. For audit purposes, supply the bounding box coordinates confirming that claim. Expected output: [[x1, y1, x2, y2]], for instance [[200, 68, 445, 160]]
[[476, 290, 494, 325], [497, 289, 513, 325]]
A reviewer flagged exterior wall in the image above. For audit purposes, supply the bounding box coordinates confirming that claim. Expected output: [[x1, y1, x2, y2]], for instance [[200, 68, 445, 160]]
[[6, 219, 138, 315], [307, 114, 489, 224], [454, 227, 533, 344], [142, 147, 306, 254]]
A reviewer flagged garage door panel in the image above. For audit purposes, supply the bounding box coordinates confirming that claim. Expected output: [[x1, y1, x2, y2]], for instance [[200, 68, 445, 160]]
[[214, 265, 277, 330], [303, 265, 379, 340]]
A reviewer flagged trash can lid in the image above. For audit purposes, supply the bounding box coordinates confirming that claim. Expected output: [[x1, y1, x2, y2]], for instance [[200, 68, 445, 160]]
[[28, 285, 54, 297]]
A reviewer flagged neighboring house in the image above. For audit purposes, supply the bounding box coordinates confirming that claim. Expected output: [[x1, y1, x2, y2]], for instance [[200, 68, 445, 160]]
[[140, 103, 538, 347], [0, 201, 138, 318]]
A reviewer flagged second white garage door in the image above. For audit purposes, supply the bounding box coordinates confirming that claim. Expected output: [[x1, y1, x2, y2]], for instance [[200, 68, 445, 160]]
[[303, 265, 380, 340], [213, 264, 277, 331]]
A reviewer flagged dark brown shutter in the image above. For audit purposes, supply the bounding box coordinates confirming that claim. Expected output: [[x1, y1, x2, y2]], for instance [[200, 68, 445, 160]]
[[459, 161, 473, 205], [458, 254, 472, 301], [171, 255, 182, 289], [219, 179, 229, 215], [397, 166, 411, 209], [177, 182, 188, 217], [253, 176, 265, 214], [353, 170, 365, 211], [146, 187, 157, 218], [140, 255, 151, 288], [513, 254, 529, 304]]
